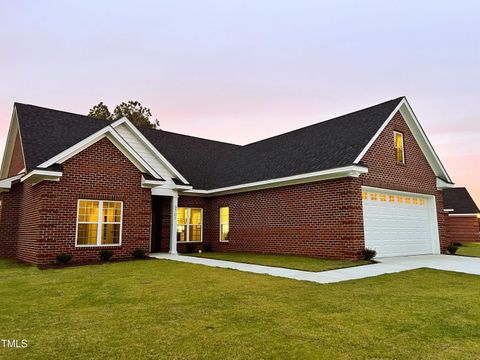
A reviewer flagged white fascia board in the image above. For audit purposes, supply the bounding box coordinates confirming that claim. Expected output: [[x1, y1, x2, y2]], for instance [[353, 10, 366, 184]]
[[436, 177, 455, 189], [353, 98, 405, 164], [183, 165, 368, 196], [21, 170, 62, 185], [448, 213, 479, 217], [402, 98, 452, 183], [37, 123, 161, 179], [141, 175, 166, 188], [443, 209, 454, 212], [0, 108, 25, 179], [0, 174, 23, 190], [112, 118, 189, 184]]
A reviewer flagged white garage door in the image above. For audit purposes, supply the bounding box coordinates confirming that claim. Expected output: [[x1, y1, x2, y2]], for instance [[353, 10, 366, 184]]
[[362, 187, 439, 257]]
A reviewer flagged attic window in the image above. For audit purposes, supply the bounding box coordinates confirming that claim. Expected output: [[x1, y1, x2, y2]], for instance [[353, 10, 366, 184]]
[[394, 131, 405, 163]]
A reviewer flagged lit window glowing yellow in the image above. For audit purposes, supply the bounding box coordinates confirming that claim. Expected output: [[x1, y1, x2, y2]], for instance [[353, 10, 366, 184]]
[[395, 132, 405, 163], [220, 207, 230, 241], [177, 208, 203, 242], [389, 196, 395, 203], [371, 193, 378, 201], [362, 192, 368, 200], [413, 198, 418, 205], [380, 194, 387, 202], [405, 197, 411, 204], [420, 199, 425, 206], [397, 196, 403, 204]]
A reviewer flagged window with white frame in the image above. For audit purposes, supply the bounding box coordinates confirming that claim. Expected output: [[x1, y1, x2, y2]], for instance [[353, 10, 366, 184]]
[[220, 207, 229, 242], [177, 207, 203, 242], [76, 200, 123, 246], [394, 131, 405, 163]]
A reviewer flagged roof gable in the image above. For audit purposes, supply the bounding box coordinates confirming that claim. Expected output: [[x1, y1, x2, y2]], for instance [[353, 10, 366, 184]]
[[443, 187, 479, 214], [3, 97, 452, 191], [354, 98, 452, 183]]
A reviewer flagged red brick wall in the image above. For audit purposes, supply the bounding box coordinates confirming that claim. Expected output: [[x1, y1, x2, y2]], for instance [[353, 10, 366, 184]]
[[8, 132, 25, 177], [360, 111, 448, 252], [0, 188, 21, 258], [10, 137, 152, 265], [446, 216, 480, 243], [175, 178, 364, 259]]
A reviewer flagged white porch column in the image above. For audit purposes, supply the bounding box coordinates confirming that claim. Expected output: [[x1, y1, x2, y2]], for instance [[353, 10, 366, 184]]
[[169, 194, 179, 255]]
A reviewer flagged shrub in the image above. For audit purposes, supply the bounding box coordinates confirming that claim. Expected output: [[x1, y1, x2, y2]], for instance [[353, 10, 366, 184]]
[[56, 253, 72, 265], [131, 248, 146, 259], [99, 250, 114, 261], [203, 243, 213, 252], [362, 248, 377, 261], [447, 244, 459, 255], [453, 242, 463, 247], [185, 244, 196, 253]]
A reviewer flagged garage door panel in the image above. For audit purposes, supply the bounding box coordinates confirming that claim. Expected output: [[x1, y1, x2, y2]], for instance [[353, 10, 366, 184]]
[[362, 188, 435, 257]]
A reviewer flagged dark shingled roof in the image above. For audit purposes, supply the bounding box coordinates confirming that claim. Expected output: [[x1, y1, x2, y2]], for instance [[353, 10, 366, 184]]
[[13, 97, 404, 189], [443, 188, 480, 214]]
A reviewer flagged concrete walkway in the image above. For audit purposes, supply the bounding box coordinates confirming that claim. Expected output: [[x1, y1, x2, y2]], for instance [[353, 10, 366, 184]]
[[150, 253, 480, 284]]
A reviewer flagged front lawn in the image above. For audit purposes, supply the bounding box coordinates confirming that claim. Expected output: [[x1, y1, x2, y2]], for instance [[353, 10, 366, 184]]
[[0, 259, 479, 359], [187, 251, 369, 272], [457, 242, 480, 257]]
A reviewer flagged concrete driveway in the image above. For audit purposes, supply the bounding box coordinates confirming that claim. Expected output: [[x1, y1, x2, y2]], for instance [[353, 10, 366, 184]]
[[151, 253, 480, 284]]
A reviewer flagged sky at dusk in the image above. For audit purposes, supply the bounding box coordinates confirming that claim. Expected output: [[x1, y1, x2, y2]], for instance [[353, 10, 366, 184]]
[[0, 1, 479, 203]]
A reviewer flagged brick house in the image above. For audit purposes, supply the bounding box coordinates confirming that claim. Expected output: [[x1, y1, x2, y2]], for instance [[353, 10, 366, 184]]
[[443, 187, 480, 243], [0, 97, 457, 265]]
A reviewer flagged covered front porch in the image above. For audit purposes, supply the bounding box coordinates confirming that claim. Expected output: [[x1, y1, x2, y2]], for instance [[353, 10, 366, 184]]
[[149, 186, 207, 255]]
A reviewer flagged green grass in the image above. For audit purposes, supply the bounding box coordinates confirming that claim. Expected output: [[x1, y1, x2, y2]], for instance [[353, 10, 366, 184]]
[[0, 259, 480, 359], [457, 242, 480, 257], [187, 252, 369, 272]]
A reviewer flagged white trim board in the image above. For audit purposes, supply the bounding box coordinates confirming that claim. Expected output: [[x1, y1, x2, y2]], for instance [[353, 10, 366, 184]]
[[184, 165, 368, 196], [21, 169, 62, 184], [448, 213, 479, 217], [0, 108, 26, 179], [112, 118, 189, 184], [353, 97, 452, 184]]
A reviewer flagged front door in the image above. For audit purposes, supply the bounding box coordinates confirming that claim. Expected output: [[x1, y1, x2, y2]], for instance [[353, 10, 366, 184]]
[[151, 196, 164, 252]]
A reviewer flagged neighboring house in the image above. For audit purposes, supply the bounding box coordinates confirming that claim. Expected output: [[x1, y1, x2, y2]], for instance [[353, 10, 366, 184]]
[[0, 97, 456, 265], [443, 187, 480, 243]]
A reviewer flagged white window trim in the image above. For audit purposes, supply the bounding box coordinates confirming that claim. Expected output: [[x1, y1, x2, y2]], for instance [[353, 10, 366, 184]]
[[394, 131, 405, 164], [219, 207, 229, 242], [177, 207, 203, 243], [75, 199, 123, 247]]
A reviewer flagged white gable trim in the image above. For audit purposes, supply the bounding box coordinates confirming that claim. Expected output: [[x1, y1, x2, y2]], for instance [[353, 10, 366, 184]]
[[448, 213, 479, 217], [353, 98, 453, 184], [111, 118, 189, 184], [0, 108, 27, 179], [36, 118, 188, 182], [184, 165, 368, 196], [0, 174, 23, 192], [21, 169, 62, 185], [353, 100, 404, 164]]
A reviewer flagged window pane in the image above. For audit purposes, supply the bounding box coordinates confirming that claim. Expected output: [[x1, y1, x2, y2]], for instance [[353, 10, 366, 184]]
[[189, 209, 202, 225], [395, 133, 404, 163], [221, 224, 229, 241], [220, 207, 229, 224], [189, 225, 202, 242], [78, 200, 99, 222], [101, 223, 120, 244], [77, 224, 98, 245], [102, 202, 122, 223], [177, 208, 187, 225], [177, 225, 186, 242]]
